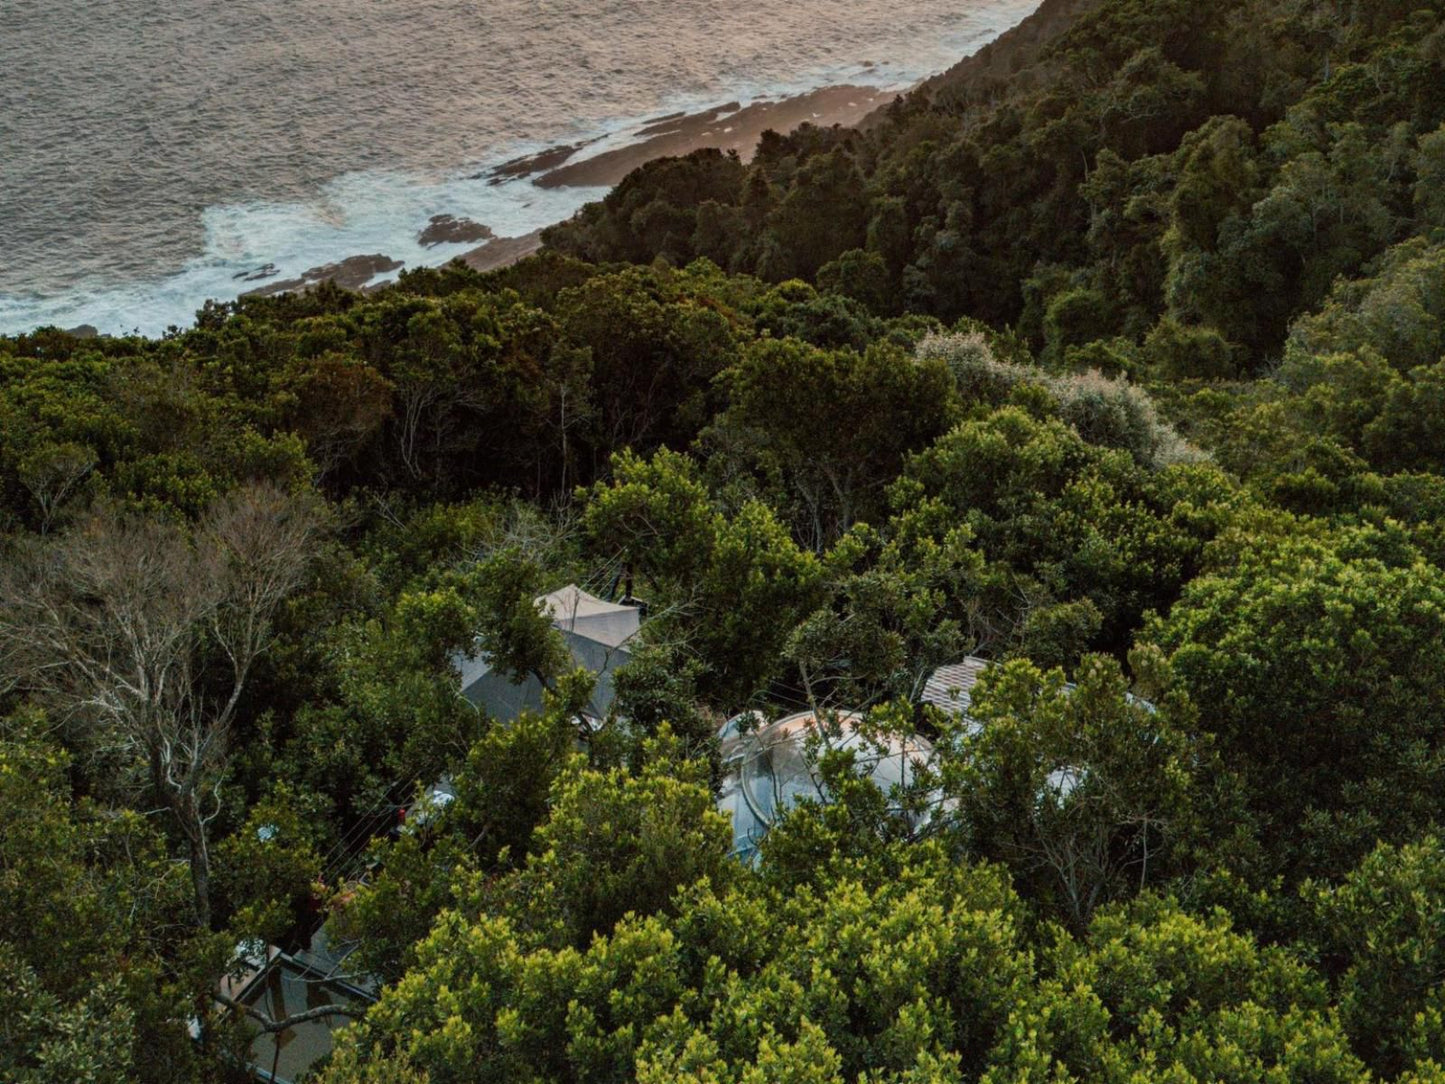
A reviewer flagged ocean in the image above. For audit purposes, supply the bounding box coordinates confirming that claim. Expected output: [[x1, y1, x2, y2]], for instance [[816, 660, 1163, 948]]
[[0, 0, 1036, 336]]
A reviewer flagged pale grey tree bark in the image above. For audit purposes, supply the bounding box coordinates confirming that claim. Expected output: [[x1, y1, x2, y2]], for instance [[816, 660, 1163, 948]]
[[0, 482, 322, 928]]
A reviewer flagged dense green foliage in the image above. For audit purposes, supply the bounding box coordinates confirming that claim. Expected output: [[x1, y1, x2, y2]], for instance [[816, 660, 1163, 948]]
[[8, 0, 1445, 1080]]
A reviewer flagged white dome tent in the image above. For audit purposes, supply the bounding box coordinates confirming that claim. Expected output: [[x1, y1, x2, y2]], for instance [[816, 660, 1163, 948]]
[[713, 658, 1155, 863], [716, 709, 937, 863], [924, 655, 1091, 804], [922, 655, 1158, 806]]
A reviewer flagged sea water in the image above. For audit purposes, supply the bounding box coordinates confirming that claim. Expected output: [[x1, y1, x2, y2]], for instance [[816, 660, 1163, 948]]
[[0, 0, 1037, 336]]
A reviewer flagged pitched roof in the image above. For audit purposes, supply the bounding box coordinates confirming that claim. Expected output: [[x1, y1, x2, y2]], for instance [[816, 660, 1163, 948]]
[[454, 584, 642, 723], [537, 584, 640, 648]]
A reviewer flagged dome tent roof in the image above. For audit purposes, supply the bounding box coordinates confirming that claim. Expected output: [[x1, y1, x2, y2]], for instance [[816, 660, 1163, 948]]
[[922, 655, 1158, 807], [921, 656, 992, 736], [716, 709, 936, 863]]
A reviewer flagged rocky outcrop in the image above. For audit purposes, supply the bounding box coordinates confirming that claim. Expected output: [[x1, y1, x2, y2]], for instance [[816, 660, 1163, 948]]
[[418, 215, 494, 247], [241, 253, 403, 298]]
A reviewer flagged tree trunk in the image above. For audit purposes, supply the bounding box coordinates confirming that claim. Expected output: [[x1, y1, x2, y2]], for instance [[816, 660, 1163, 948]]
[[184, 814, 213, 930], [148, 740, 214, 929]]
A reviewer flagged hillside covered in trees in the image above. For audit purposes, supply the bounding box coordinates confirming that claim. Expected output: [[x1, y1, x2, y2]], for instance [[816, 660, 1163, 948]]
[[8, 0, 1445, 1081]]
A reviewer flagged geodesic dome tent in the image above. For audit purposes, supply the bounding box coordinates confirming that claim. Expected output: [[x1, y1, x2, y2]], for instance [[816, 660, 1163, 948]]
[[455, 584, 641, 724], [921, 656, 992, 737], [922, 655, 1151, 805], [716, 710, 937, 863]]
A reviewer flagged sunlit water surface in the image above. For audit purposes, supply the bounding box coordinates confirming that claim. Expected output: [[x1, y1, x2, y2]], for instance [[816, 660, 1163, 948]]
[[1, 0, 1036, 334]]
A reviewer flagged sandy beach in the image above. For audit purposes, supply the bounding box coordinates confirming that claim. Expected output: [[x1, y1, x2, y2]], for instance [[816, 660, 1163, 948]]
[[529, 84, 896, 189], [453, 81, 898, 272]]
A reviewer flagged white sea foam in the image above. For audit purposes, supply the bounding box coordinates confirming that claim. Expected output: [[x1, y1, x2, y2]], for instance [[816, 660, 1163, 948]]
[[0, 172, 606, 336], [0, 0, 1038, 337]]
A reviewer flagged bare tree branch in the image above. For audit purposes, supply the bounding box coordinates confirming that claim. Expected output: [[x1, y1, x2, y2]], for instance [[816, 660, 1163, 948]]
[[0, 483, 323, 928], [215, 992, 365, 1034]]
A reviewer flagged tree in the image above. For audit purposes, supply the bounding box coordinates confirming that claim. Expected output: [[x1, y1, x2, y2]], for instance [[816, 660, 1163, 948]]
[[817, 248, 897, 316], [0, 954, 139, 1084], [766, 147, 869, 280], [1289, 238, 1445, 376], [1309, 836, 1445, 1077], [786, 520, 986, 709], [15, 441, 98, 535], [1414, 122, 1445, 229], [945, 653, 1197, 928], [321, 842, 1029, 1084], [0, 483, 322, 927], [711, 337, 956, 548], [277, 349, 393, 480], [1151, 528, 1445, 883], [558, 267, 738, 456], [987, 894, 1366, 1084], [0, 725, 211, 1084], [583, 449, 824, 705], [892, 406, 1212, 651], [214, 781, 330, 944], [493, 729, 735, 948]]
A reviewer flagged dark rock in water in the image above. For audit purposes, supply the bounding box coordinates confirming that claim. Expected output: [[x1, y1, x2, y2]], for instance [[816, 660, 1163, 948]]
[[61, 324, 99, 338], [480, 138, 603, 184], [242, 253, 403, 298], [418, 215, 494, 248], [235, 262, 280, 282]]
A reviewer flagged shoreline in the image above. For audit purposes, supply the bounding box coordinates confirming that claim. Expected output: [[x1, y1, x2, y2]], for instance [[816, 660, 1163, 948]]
[[453, 82, 898, 275], [9, 4, 1047, 336], [531, 84, 895, 189], [186, 80, 905, 307]]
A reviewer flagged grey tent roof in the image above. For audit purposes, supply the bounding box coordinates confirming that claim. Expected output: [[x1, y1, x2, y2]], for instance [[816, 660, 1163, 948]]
[[538, 584, 640, 648], [455, 584, 641, 723]]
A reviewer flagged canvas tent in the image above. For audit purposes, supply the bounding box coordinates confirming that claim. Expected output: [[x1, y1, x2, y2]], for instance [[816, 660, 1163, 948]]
[[209, 924, 375, 1084], [455, 584, 642, 723]]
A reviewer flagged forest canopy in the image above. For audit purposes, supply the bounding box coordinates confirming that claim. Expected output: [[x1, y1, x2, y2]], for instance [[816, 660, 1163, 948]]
[[8, 0, 1445, 1081]]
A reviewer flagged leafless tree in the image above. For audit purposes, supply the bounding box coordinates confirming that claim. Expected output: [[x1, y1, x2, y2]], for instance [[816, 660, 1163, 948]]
[[0, 483, 322, 928]]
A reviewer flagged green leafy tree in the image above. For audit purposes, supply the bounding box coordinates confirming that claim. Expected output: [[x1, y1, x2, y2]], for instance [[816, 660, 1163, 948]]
[[711, 336, 956, 547], [1152, 528, 1445, 882], [584, 449, 823, 704], [1309, 835, 1445, 1076], [0, 726, 215, 1084], [985, 894, 1367, 1084], [945, 652, 1198, 928], [491, 729, 734, 948], [0, 483, 322, 928], [323, 844, 1029, 1084]]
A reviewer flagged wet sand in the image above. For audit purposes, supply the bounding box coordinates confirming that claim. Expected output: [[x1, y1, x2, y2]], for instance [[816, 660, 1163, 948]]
[[261, 82, 902, 294], [460, 230, 545, 272], [532, 84, 896, 189]]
